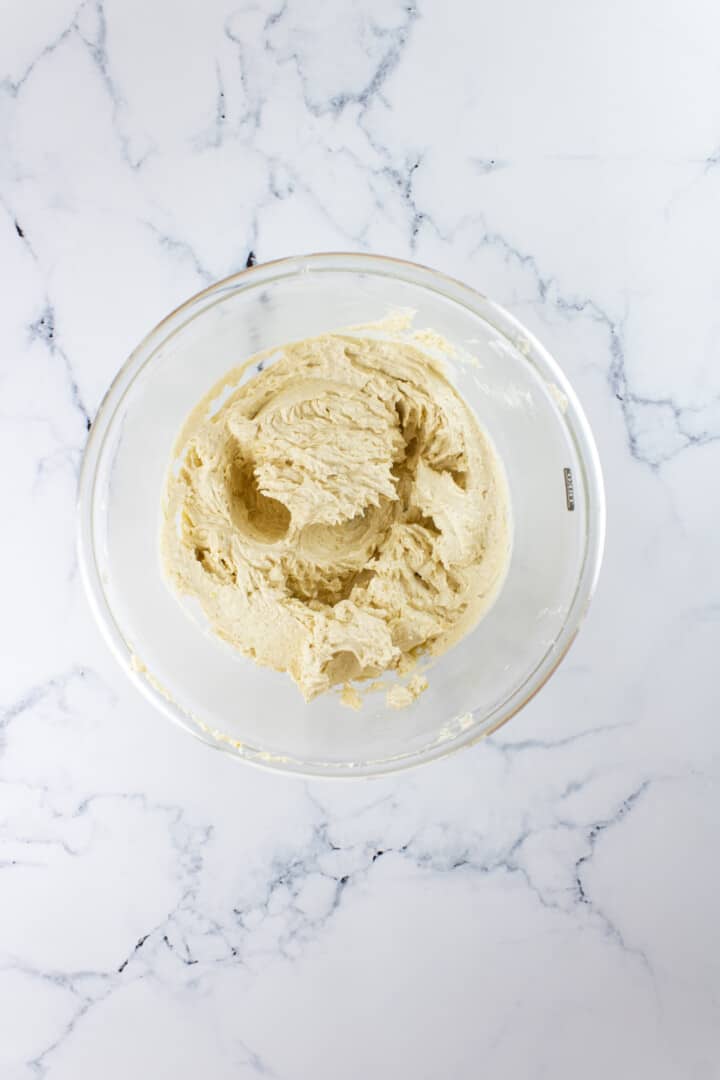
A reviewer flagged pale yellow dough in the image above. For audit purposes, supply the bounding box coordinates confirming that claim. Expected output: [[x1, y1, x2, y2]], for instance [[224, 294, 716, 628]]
[[161, 328, 510, 705]]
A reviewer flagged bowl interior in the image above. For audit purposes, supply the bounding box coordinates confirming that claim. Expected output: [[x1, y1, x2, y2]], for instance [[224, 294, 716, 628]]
[[83, 256, 603, 775]]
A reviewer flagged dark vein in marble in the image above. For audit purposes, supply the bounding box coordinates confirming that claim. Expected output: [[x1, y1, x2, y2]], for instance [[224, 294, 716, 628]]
[[1, 0, 151, 170], [116, 933, 150, 974], [28, 302, 92, 433], [0, 667, 88, 731], [264, 1, 418, 117], [0, 6, 81, 98], [3, 192, 91, 444], [387, 154, 425, 249], [491, 720, 631, 756], [234, 1039, 278, 1077], [141, 220, 214, 285], [470, 157, 509, 174], [570, 780, 653, 962], [214, 61, 227, 142], [223, 14, 267, 132], [704, 144, 720, 172], [470, 224, 720, 468], [76, 0, 152, 169], [2, 767, 661, 1076], [5, 792, 213, 1074]]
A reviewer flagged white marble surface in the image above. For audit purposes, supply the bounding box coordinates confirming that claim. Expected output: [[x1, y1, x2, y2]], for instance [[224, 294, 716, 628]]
[[2, 0, 719, 1075]]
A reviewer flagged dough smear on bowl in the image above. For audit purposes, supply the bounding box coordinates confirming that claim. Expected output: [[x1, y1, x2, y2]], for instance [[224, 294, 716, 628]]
[[161, 328, 511, 705]]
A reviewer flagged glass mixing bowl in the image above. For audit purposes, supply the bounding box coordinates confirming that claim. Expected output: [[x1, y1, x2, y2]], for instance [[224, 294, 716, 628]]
[[78, 253, 605, 778]]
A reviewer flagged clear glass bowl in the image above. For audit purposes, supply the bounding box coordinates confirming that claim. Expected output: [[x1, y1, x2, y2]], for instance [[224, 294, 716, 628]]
[[78, 253, 605, 778]]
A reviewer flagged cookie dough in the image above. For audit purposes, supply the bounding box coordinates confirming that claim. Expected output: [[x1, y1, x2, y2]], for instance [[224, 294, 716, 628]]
[[161, 327, 510, 704]]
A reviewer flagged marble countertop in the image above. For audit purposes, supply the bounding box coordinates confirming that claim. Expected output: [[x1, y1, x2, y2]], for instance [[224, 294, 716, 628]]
[[2, 1, 719, 1076]]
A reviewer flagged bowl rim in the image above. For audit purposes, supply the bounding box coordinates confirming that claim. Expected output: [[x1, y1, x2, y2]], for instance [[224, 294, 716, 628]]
[[77, 251, 606, 779]]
